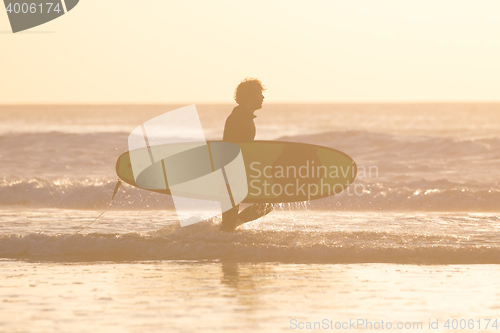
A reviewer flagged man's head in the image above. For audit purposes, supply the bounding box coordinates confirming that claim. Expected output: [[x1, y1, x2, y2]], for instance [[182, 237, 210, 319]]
[[234, 78, 265, 111]]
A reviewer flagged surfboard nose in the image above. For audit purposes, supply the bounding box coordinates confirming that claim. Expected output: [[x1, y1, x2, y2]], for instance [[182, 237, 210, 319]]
[[4, 0, 79, 33]]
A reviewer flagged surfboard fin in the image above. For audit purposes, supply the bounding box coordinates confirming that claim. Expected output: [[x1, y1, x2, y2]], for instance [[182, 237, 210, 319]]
[[111, 179, 126, 200], [237, 203, 274, 223]]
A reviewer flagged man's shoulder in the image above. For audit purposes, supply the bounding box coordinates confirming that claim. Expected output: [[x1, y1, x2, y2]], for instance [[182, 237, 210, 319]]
[[225, 106, 241, 122], [229, 105, 243, 115]]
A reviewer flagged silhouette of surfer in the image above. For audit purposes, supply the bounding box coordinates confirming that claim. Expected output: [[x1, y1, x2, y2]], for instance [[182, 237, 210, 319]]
[[220, 78, 273, 231]]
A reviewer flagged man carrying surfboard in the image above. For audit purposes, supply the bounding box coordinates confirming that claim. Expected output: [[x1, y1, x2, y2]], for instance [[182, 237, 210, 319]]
[[220, 78, 274, 231]]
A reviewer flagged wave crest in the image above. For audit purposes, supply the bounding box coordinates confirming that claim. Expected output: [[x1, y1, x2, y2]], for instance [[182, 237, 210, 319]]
[[1, 226, 499, 264]]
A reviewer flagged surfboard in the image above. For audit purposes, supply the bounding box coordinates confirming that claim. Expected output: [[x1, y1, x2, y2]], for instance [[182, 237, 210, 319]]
[[116, 141, 356, 203]]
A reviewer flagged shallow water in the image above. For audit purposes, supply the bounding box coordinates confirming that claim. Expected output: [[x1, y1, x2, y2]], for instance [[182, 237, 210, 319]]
[[2, 260, 500, 333], [1, 209, 500, 264], [1, 104, 500, 331]]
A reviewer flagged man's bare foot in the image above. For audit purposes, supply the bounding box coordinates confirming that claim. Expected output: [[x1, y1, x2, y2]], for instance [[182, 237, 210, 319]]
[[219, 224, 237, 232], [219, 219, 241, 232]]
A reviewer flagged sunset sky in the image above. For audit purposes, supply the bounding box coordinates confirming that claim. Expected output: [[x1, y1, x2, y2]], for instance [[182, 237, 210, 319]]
[[1, 0, 499, 103]]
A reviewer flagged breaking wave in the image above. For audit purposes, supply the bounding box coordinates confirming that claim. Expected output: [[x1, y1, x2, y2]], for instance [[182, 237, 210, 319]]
[[1, 177, 499, 211], [1, 224, 499, 264], [1, 130, 499, 211]]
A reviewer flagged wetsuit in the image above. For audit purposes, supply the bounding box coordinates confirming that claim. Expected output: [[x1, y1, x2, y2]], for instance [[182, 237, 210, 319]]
[[221, 105, 256, 230], [223, 105, 256, 143]]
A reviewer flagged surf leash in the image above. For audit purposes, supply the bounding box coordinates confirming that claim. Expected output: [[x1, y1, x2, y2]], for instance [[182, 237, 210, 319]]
[[74, 179, 125, 235]]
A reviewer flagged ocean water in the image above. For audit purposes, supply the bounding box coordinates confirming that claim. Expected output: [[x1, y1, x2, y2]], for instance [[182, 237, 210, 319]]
[[1, 104, 500, 332]]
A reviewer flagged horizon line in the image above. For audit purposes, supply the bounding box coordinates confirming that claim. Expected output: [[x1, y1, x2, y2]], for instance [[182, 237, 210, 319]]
[[1, 101, 500, 106]]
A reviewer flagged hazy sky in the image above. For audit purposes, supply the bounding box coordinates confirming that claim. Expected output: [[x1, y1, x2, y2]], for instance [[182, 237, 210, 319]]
[[1, 0, 499, 103]]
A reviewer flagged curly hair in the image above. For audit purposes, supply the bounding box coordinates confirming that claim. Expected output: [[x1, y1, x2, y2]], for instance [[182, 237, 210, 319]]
[[234, 78, 266, 105]]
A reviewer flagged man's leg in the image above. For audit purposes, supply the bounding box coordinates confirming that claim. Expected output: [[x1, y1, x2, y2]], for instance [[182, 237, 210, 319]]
[[220, 204, 239, 231]]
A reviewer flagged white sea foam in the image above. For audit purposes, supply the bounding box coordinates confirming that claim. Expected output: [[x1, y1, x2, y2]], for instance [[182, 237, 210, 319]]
[[1, 177, 499, 211], [1, 129, 499, 211], [1, 223, 500, 263]]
